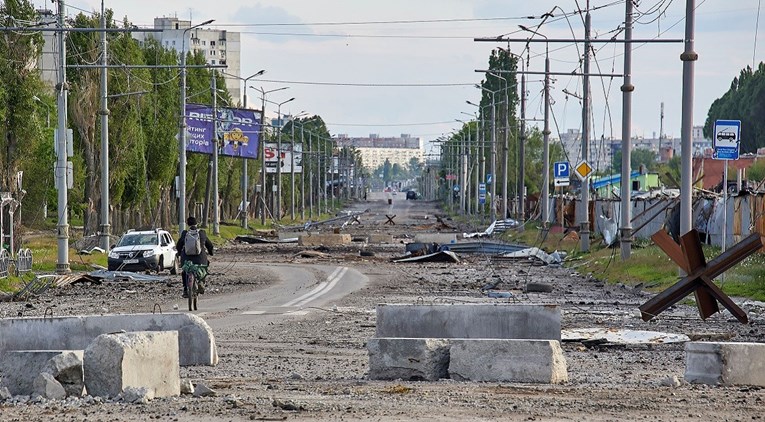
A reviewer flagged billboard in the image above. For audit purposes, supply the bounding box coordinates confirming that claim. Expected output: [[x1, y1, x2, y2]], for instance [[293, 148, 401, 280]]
[[265, 143, 302, 173], [185, 104, 262, 158]]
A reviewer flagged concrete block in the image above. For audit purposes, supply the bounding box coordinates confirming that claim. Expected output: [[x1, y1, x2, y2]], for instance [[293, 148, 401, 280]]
[[685, 342, 765, 386], [0, 350, 82, 396], [414, 233, 458, 245], [368, 234, 394, 244], [0, 313, 218, 366], [84, 331, 180, 398], [40, 350, 84, 397], [298, 233, 351, 246], [376, 304, 561, 341], [278, 232, 301, 241], [367, 338, 450, 381], [448, 339, 568, 384], [33, 372, 66, 400]]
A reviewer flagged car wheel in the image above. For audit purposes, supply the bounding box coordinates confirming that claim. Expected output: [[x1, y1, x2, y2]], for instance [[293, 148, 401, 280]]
[[170, 256, 179, 275], [157, 256, 165, 274]]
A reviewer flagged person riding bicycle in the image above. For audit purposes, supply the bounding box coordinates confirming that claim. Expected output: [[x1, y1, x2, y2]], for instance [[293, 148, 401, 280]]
[[176, 216, 214, 298]]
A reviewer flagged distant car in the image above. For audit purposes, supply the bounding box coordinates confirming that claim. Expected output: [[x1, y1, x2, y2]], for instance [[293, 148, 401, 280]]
[[107, 229, 179, 274], [406, 190, 418, 200], [383, 187, 392, 192]]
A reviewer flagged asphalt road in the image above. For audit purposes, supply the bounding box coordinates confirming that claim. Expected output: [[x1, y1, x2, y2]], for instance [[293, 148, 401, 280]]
[[176, 263, 369, 330]]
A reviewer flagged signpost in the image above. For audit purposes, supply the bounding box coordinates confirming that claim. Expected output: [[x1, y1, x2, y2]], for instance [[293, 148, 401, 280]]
[[553, 161, 570, 187], [713, 119, 742, 257]]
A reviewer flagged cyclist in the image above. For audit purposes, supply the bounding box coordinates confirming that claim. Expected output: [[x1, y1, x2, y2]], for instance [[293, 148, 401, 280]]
[[176, 216, 214, 298]]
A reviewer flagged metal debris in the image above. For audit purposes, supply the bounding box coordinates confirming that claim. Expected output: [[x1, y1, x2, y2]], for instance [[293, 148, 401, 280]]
[[391, 250, 460, 263], [463, 219, 519, 238], [440, 241, 526, 255], [236, 235, 298, 244], [87, 270, 170, 282], [499, 247, 565, 265], [14, 273, 102, 301]]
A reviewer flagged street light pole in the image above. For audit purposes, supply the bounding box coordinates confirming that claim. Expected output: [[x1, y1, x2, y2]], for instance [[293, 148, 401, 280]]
[[99, 1, 110, 250], [476, 85, 498, 221], [273, 97, 295, 221], [250, 86, 289, 225], [620, 0, 635, 260], [178, 18, 214, 232], [239, 69, 265, 229], [55, 0, 70, 273]]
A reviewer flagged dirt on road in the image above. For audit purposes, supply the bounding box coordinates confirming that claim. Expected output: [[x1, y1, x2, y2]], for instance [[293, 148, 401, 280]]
[[1, 196, 764, 421]]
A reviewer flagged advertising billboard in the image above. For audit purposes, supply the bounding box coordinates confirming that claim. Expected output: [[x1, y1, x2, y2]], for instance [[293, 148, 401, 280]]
[[185, 104, 262, 158], [264, 143, 302, 173]]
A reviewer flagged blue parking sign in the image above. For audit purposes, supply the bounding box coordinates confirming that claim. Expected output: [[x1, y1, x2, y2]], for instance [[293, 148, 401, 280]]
[[554, 162, 570, 179]]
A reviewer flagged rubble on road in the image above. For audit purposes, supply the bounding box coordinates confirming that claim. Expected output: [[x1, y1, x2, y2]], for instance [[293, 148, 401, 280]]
[[463, 218, 519, 238], [391, 250, 459, 263], [87, 270, 169, 282], [562, 328, 690, 345], [498, 247, 565, 265], [235, 235, 298, 244]]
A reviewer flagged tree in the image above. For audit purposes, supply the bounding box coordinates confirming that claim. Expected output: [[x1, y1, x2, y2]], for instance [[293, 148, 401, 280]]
[[0, 0, 49, 235], [611, 148, 658, 173], [704, 63, 765, 153]]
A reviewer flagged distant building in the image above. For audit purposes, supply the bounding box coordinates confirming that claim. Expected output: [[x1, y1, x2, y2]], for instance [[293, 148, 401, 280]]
[[335, 134, 424, 171], [132, 17, 242, 103]]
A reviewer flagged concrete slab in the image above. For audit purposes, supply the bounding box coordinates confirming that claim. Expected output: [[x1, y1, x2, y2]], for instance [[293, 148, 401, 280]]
[[84, 331, 180, 398], [0, 313, 217, 366], [368, 234, 394, 244], [685, 342, 765, 386], [298, 233, 351, 246], [0, 350, 83, 396], [414, 233, 458, 245], [375, 304, 561, 341], [448, 339, 568, 384], [367, 338, 450, 381]]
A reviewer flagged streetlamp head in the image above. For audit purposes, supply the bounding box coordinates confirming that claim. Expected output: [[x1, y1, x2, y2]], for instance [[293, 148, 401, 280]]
[[201, 19, 215, 26]]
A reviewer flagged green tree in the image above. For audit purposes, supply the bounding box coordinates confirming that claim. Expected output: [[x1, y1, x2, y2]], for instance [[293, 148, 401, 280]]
[[611, 148, 658, 173], [0, 0, 50, 232], [704, 63, 765, 153]]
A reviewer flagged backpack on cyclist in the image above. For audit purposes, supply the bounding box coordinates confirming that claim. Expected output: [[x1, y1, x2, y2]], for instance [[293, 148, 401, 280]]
[[184, 229, 202, 256]]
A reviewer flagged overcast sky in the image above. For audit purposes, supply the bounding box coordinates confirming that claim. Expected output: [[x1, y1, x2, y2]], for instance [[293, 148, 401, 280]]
[[42, 0, 765, 160]]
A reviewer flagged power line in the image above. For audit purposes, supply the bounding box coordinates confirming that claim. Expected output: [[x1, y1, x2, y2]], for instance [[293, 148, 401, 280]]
[[327, 120, 456, 127], [213, 16, 545, 27], [253, 78, 474, 87], [238, 31, 475, 40]]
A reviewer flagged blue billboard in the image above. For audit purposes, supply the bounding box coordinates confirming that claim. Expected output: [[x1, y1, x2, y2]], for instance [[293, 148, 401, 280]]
[[185, 104, 262, 158]]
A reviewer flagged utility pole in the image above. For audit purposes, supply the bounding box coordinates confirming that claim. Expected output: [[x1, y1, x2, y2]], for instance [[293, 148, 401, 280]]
[[291, 118, 296, 220], [542, 43, 551, 232], [490, 96, 497, 222], [680, 0, 697, 238], [580, 8, 592, 252], [461, 132, 467, 214], [300, 125, 305, 220], [98, 0, 110, 251], [308, 131, 314, 219], [56, 0, 70, 273], [518, 65, 526, 230], [260, 94, 267, 226], [211, 71, 220, 235], [620, 0, 635, 260], [659, 102, 665, 157]]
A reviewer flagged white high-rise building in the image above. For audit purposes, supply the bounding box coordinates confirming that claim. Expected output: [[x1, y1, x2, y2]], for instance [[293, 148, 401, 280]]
[[133, 17, 242, 103]]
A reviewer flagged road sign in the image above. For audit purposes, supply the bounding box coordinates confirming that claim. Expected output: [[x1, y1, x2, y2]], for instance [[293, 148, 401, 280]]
[[453, 184, 460, 192], [574, 161, 593, 180], [479, 183, 486, 194], [553, 162, 570, 179], [486, 174, 492, 184], [479, 193, 486, 205], [554, 161, 570, 187], [713, 119, 741, 160], [445, 174, 457, 181]]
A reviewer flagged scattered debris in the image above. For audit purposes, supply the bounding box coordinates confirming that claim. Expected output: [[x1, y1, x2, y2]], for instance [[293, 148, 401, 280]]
[[236, 235, 297, 244], [293, 250, 330, 259], [562, 328, 691, 345], [463, 219, 519, 238], [87, 270, 169, 282], [524, 282, 554, 293], [441, 241, 526, 255], [272, 398, 303, 411], [499, 247, 565, 265], [391, 250, 459, 263], [687, 332, 736, 342], [598, 214, 618, 246], [14, 274, 103, 301], [382, 384, 413, 394], [120, 386, 154, 404], [485, 291, 514, 299], [78, 246, 106, 255], [660, 375, 682, 388], [192, 383, 216, 397]]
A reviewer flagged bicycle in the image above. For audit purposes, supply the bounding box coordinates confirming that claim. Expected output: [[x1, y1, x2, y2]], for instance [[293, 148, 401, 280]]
[[181, 261, 208, 311]]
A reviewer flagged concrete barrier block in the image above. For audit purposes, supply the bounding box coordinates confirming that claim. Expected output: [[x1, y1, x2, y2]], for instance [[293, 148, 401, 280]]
[[0, 313, 218, 366], [414, 233, 458, 245], [33, 372, 66, 400], [0, 350, 83, 396], [368, 234, 394, 244], [298, 233, 351, 246], [84, 331, 180, 398], [448, 339, 568, 384], [685, 342, 765, 386], [376, 304, 561, 341], [367, 338, 450, 381]]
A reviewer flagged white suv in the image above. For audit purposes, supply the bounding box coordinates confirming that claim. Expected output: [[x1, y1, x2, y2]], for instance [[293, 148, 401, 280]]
[[107, 229, 179, 274]]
